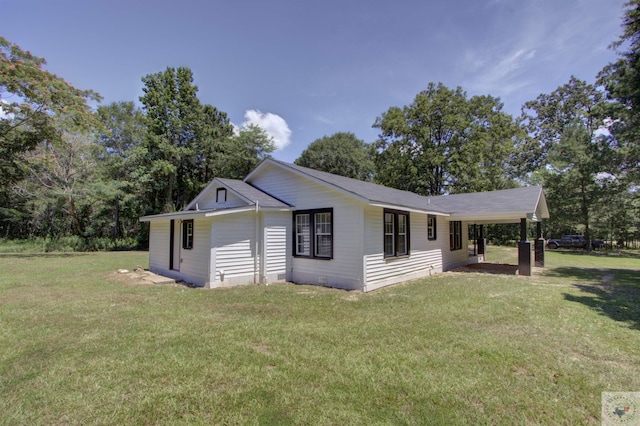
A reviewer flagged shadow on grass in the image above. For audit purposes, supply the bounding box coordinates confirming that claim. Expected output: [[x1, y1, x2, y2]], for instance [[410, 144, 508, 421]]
[[546, 267, 640, 330], [548, 249, 640, 260]]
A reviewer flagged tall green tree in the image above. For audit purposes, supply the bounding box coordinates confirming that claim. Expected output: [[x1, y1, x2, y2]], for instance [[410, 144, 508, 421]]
[[95, 102, 147, 240], [221, 125, 275, 179], [597, 0, 640, 246], [518, 76, 603, 174], [138, 67, 205, 212], [17, 131, 99, 238], [96, 102, 145, 161], [522, 78, 620, 246], [1, 36, 101, 238], [195, 104, 234, 183], [137, 66, 263, 213], [597, 0, 640, 184], [295, 132, 374, 181], [0, 36, 101, 184], [373, 82, 519, 195]]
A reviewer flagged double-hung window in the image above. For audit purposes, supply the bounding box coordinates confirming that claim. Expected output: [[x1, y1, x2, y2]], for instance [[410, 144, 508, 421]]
[[427, 215, 437, 240], [384, 209, 409, 258], [449, 220, 462, 250], [293, 208, 333, 259], [183, 219, 194, 250]]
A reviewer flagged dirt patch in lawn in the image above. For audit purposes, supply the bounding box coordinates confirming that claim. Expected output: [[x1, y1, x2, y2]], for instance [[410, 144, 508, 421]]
[[109, 268, 187, 287]]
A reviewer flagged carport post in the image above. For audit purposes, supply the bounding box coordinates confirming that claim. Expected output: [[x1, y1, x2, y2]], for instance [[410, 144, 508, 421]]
[[535, 222, 545, 267], [518, 218, 532, 276], [477, 224, 486, 257]]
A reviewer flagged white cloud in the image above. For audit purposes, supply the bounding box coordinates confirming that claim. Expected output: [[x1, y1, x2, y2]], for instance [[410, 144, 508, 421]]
[[314, 114, 335, 125], [231, 122, 241, 136], [0, 99, 11, 119], [463, 47, 537, 96], [241, 109, 292, 151]]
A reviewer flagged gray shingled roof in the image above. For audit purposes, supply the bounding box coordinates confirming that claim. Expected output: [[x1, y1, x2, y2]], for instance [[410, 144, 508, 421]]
[[264, 160, 449, 213], [217, 178, 291, 208], [143, 159, 548, 223], [428, 186, 546, 216], [260, 159, 547, 219]]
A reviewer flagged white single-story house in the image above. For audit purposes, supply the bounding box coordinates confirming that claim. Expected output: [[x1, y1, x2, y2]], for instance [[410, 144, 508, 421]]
[[140, 158, 549, 292]]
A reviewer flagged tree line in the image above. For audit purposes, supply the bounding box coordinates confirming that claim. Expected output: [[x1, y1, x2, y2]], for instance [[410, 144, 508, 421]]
[[1, 54, 275, 248], [1, 1, 639, 249]]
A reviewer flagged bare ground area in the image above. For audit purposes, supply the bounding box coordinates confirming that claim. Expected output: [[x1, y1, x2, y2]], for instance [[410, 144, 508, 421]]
[[451, 262, 520, 275], [110, 268, 183, 286]]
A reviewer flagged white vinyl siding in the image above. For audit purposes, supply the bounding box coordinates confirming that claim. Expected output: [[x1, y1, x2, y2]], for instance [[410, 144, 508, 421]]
[[175, 218, 211, 286], [149, 221, 170, 272], [364, 206, 443, 292], [212, 212, 257, 286], [148, 219, 211, 287], [249, 165, 363, 290], [193, 184, 247, 210], [442, 220, 470, 269], [264, 212, 289, 282]]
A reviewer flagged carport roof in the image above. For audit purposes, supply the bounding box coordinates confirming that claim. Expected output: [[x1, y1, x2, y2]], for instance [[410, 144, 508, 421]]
[[428, 185, 550, 223]]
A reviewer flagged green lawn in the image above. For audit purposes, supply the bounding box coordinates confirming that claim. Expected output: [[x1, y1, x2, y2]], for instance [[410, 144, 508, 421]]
[[1, 249, 639, 425]]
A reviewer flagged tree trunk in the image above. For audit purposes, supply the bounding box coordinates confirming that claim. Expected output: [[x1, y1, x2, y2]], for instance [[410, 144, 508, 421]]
[[111, 198, 120, 241], [580, 180, 591, 252], [67, 194, 84, 236]]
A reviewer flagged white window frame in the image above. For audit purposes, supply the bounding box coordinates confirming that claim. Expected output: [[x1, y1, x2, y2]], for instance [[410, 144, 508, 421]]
[[428, 215, 437, 240], [183, 219, 194, 250], [295, 214, 310, 256]]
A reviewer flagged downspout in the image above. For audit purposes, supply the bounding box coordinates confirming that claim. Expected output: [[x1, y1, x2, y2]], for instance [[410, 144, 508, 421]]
[[254, 201, 260, 284]]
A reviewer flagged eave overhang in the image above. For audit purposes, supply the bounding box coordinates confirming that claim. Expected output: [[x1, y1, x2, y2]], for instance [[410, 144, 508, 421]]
[[140, 205, 292, 222], [368, 202, 449, 216]]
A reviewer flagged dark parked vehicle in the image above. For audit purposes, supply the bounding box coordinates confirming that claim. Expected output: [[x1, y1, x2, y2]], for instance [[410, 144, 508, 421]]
[[547, 235, 605, 250]]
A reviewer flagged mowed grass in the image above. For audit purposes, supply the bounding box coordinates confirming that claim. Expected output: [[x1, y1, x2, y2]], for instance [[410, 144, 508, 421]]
[[1, 248, 639, 425]]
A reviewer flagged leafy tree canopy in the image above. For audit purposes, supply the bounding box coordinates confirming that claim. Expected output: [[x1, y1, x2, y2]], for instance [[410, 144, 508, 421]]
[[137, 67, 208, 212], [523, 77, 624, 246], [518, 76, 604, 174], [0, 36, 101, 185], [222, 124, 275, 179], [597, 0, 640, 185], [373, 82, 520, 195], [295, 132, 374, 181]]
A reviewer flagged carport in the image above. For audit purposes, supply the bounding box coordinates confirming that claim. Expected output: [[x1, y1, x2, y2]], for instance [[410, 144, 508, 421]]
[[431, 186, 550, 276]]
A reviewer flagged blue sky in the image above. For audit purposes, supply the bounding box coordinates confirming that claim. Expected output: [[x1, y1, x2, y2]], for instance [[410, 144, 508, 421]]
[[2, 0, 627, 162]]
